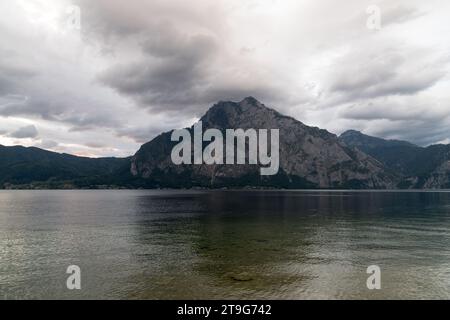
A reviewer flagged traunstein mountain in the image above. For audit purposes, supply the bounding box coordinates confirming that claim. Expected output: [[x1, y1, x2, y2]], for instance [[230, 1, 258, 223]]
[[4, 98, 449, 190], [131, 97, 397, 188]]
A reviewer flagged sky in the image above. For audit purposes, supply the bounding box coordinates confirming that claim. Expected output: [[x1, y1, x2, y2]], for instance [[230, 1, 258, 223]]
[[1, 0, 450, 157]]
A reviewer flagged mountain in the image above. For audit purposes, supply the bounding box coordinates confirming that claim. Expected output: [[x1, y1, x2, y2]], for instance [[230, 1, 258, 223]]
[[339, 130, 450, 188], [3, 98, 448, 190], [131, 97, 398, 189], [0, 145, 130, 189], [339, 130, 421, 175], [340, 130, 418, 150]]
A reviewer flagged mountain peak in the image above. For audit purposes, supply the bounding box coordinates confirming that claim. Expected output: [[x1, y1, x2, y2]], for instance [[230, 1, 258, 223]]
[[201, 97, 273, 128], [342, 129, 361, 134], [212, 96, 264, 110], [131, 98, 398, 189], [340, 130, 363, 137], [239, 96, 261, 106], [340, 130, 418, 149]]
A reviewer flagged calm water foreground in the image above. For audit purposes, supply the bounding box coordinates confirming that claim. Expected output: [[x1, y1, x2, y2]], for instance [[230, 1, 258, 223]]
[[1, 190, 450, 300]]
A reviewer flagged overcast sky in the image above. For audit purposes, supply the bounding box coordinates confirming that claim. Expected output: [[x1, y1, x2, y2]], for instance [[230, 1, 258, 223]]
[[1, 0, 449, 157]]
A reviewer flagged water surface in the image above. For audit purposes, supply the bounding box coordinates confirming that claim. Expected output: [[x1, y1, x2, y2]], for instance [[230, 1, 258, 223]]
[[1, 190, 450, 299]]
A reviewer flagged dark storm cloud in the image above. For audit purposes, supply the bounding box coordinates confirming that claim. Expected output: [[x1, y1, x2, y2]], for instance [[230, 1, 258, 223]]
[[116, 127, 165, 144], [9, 125, 39, 139], [327, 47, 445, 101], [1, 0, 450, 154], [75, 0, 227, 39], [340, 100, 448, 122], [39, 139, 59, 149], [0, 62, 36, 95], [74, 0, 286, 117], [373, 119, 450, 146], [337, 92, 450, 146], [98, 25, 283, 115], [0, 96, 121, 131], [66, 0, 450, 148], [99, 30, 218, 112]]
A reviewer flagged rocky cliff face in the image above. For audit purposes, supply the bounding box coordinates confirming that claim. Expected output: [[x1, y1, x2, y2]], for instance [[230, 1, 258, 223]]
[[422, 160, 450, 188], [131, 97, 398, 189], [339, 130, 421, 175], [339, 130, 450, 189], [407, 145, 450, 189]]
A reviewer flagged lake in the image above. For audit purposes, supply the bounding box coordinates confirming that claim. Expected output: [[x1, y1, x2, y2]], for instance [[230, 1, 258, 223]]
[[1, 190, 450, 299]]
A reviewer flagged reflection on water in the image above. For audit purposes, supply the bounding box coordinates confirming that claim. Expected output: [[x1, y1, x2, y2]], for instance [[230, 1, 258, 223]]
[[1, 190, 450, 299]]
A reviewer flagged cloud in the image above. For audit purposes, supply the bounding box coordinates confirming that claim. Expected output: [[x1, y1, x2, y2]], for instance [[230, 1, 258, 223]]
[[369, 119, 450, 147], [335, 91, 450, 146], [0, 95, 121, 130], [0, 62, 36, 96], [1, 0, 450, 156], [98, 30, 219, 113], [381, 5, 424, 26], [38, 139, 59, 149], [325, 45, 445, 103], [339, 95, 449, 122], [84, 142, 106, 149], [9, 125, 39, 139], [96, 20, 287, 115], [76, 0, 299, 117]]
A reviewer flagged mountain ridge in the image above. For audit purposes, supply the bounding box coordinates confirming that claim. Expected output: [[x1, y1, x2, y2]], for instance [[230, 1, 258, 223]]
[[0, 144, 131, 189], [340, 130, 419, 148], [1, 98, 450, 189], [131, 97, 398, 189], [339, 130, 450, 188]]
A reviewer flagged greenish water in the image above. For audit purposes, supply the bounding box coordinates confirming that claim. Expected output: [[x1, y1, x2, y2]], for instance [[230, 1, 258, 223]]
[[1, 190, 450, 299]]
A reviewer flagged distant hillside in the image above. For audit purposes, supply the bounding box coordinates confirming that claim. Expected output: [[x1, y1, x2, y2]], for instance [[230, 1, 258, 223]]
[[340, 130, 418, 150], [339, 130, 421, 175], [339, 131, 450, 189], [0, 145, 131, 189]]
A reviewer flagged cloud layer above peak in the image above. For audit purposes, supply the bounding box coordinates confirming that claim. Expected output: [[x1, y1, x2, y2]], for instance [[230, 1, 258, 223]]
[[1, 0, 450, 156]]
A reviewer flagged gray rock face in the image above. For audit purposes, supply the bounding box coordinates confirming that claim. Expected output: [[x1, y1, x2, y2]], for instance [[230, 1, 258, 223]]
[[422, 160, 450, 189], [340, 130, 418, 150], [131, 97, 398, 189], [340, 130, 450, 189]]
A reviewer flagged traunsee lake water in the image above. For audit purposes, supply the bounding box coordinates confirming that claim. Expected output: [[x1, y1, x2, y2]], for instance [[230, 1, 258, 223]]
[[1, 190, 450, 300]]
